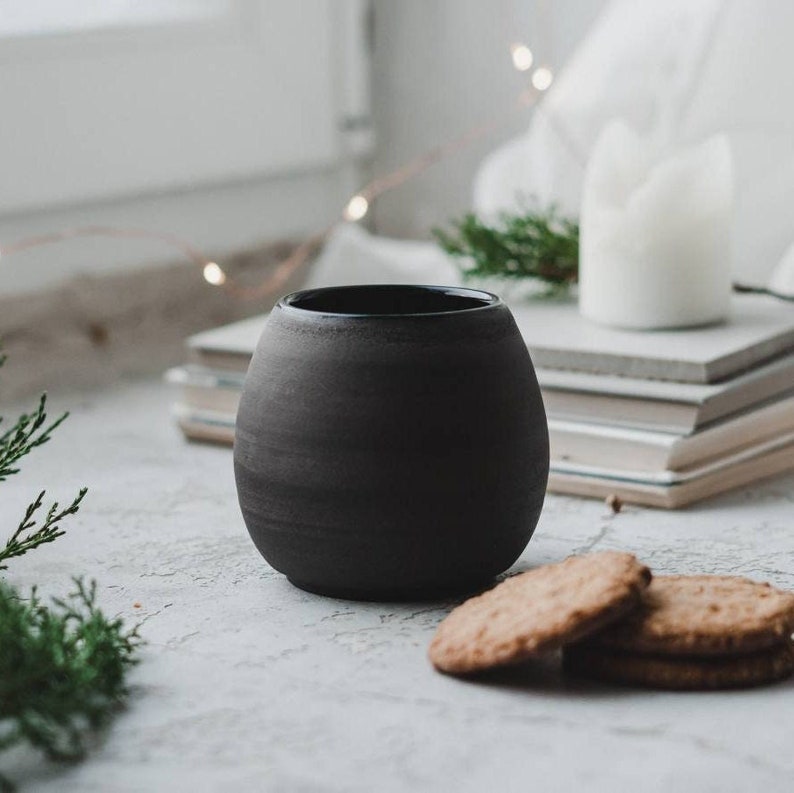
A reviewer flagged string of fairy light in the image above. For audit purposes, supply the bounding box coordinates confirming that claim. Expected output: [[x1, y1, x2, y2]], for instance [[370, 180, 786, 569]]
[[201, 39, 555, 300], [0, 42, 553, 301]]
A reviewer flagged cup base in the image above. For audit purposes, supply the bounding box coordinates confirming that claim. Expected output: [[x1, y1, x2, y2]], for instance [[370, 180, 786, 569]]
[[286, 575, 495, 602]]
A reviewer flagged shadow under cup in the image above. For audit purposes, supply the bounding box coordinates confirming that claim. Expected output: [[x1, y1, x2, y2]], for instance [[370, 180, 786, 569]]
[[233, 284, 549, 600]]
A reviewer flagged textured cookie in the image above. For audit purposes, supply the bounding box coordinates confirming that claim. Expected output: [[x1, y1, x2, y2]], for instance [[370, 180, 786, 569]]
[[428, 551, 651, 674], [564, 641, 794, 690], [587, 575, 794, 656]]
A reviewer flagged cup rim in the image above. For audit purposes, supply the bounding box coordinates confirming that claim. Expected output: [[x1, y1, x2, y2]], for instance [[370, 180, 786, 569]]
[[278, 284, 502, 319]]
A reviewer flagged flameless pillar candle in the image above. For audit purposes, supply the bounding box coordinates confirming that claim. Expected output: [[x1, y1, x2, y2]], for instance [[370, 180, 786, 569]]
[[579, 121, 734, 330]]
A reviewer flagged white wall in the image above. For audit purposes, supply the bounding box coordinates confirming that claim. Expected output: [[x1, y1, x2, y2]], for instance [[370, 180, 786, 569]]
[[0, 1, 608, 294], [0, 167, 355, 295], [370, 0, 606, 239], [0, 0, 371, 295]]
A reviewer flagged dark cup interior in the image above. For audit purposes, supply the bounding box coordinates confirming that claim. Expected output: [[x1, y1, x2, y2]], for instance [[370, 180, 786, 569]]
[[281, 284, 497, 317]]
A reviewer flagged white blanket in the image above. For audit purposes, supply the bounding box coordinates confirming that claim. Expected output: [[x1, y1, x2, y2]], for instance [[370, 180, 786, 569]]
[[313, 0, 794, 289]]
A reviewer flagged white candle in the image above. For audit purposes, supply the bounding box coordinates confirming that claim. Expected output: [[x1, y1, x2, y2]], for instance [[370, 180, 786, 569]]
[[579, 121, 734, 330]]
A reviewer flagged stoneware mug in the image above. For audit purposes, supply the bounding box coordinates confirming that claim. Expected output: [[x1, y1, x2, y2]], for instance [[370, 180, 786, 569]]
[[234, 284, 549, 600]]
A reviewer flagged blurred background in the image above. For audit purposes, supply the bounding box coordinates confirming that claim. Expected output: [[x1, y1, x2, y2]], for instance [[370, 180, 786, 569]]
[[0, 1, 603, 290], [1, 0, 792, 396]]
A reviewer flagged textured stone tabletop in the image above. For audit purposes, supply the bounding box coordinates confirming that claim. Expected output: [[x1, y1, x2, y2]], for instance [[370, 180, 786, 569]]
[[4, 380, 794, 792]]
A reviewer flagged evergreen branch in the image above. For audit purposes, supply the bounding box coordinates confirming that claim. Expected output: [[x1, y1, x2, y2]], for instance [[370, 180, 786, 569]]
[[0, 578, 141, 784], [0, 354, 139, 791], [434, 206, 579, 294], [0, 488, 87, 570], [0, 394, 69, 482]]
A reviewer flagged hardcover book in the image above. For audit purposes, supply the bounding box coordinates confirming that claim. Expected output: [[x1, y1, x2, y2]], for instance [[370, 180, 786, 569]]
[[171, 294, 794, 508], [188, 295, 794, 384], [509, 294, 794, 383]]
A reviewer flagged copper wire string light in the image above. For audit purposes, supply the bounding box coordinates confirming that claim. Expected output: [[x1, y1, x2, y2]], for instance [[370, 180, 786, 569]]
[[0, 225, 213, 270], [1, 34, 785, 303], [0, 49, 789, 304], [0, 43, 551, 302]]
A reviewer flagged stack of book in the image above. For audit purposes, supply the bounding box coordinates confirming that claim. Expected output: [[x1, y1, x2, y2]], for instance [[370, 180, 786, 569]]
[[167, 295, 794, 508]]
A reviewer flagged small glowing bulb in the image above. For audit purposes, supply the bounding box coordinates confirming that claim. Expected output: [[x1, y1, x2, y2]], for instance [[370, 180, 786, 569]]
[[344, 194, 369, 222], [203, 261, 226, 286], [510, 43, 533, 72], [531, 66, 554, 91]]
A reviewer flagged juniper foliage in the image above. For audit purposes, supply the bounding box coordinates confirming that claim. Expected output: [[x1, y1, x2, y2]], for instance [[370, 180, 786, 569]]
[[0, 355, 140, 790], [434, 206, 579, 296], [0, 578, 140, 763]]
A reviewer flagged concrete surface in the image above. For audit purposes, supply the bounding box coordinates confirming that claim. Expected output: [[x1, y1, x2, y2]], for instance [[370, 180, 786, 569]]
[[4, 379, 794, 792]]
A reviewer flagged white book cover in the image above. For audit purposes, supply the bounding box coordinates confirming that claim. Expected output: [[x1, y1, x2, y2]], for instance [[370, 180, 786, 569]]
[[188, 315, 267, 358], [188, 294, 794, 384], [509, 294, 794, 383], [547, 443, 794, 509], [549, 393, 794, 475]]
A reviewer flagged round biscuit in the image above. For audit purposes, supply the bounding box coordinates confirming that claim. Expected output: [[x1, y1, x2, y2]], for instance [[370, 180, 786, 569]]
[[564, 641, 794, 690], [589, 574, 794, 656], [428, 551, 651, 675]]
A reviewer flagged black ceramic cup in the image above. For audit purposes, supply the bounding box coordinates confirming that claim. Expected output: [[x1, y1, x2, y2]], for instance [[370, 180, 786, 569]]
[[234, 284, 549, 600]]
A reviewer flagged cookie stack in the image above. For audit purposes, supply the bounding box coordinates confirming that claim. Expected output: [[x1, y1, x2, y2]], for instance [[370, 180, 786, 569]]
[[429, 552, 794, 690]]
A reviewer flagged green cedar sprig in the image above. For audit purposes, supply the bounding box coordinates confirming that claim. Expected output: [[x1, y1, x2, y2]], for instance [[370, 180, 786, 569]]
[[0, 354, 141, 789], [0, 393, 68, 482], [434, 206, 579, 295], [0, 488, 88, 571], [0, 382, 86, 569], [0, 578, 141, 769]]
